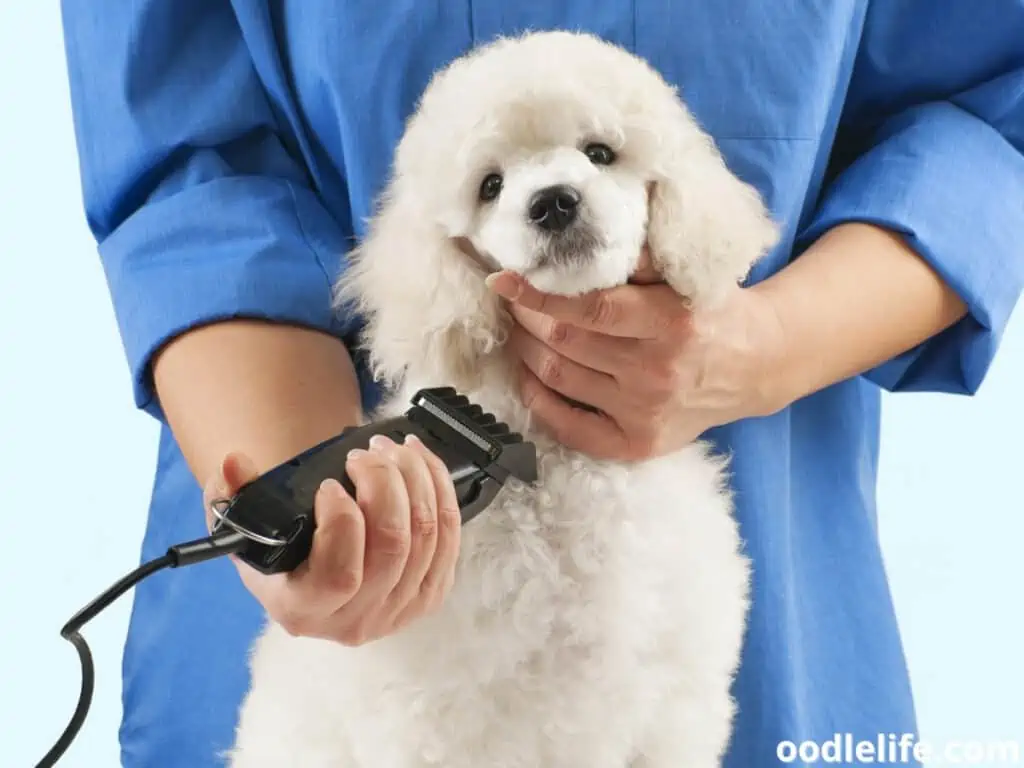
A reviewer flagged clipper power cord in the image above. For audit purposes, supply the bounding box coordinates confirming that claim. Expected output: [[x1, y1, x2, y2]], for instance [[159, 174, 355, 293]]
[[34, 387, 538, 767]]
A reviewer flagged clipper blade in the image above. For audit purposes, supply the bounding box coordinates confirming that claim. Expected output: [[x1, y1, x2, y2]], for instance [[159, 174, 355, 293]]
[[409, 387, 538, 484]]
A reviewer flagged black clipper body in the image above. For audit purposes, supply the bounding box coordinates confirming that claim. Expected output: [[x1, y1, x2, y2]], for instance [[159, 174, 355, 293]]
[[210, 387, 538, 575]]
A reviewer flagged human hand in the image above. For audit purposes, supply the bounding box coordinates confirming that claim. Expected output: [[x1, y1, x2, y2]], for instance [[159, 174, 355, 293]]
[[203, 434, 461, 645], [487, 249, 788, 462]]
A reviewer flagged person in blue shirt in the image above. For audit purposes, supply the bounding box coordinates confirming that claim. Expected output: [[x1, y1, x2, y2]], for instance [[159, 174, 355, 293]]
[[59, 2, 1023, 766]]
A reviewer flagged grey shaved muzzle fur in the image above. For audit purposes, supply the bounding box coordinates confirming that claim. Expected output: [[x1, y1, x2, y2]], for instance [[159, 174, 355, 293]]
[[534, 219, 606, 269]]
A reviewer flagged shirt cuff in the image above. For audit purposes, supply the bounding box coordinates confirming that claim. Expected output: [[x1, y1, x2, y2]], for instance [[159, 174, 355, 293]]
[[99, 174, 363, 418], [797, 101, 1024, 395]]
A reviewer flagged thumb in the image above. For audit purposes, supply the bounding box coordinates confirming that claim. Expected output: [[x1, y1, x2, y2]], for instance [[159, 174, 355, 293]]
[[222, 452, 259, 491], [203, 452, 259, 530]]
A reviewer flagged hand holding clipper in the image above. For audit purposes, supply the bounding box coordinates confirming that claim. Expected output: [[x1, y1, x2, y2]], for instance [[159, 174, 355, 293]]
[[204, 387, 538, 644]]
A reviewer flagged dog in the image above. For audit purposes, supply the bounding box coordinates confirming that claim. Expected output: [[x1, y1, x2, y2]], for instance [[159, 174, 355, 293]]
[[228, 30, 779, 768]]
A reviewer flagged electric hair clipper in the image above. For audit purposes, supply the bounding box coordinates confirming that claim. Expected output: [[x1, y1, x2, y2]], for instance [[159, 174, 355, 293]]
[[209, 387, 538, 574]]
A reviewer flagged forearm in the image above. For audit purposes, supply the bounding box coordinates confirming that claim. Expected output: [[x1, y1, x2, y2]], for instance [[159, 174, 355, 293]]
[[152, 320, 364, 489], [752, 222, 968, 407]]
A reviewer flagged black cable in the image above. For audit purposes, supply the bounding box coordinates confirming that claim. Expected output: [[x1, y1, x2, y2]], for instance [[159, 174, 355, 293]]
[[35, 530, 249, 768], [36, 631, 94, 768]]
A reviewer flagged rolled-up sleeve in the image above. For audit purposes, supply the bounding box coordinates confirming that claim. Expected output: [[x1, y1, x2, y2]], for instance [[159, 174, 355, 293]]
[[60, 1, 359, 418], [798, 1, 1024, 395]]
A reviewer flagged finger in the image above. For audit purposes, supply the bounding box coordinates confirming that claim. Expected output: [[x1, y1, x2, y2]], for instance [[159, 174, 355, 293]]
[[202, 453, 288, 615], [518, 367, 629, 459], [507, 324, 622, 413], [202, 453, 291, 612], [232, 476, 367, 637], [509, 303, 692, 418], [273, 477, 365, 624], [322, 448, 411, 634], [487, 272, 683, 339], [508, 302, 639, 376], [394, 434, 461, 626], [365, 435, 438, 622], [203, 452, 259, 532]]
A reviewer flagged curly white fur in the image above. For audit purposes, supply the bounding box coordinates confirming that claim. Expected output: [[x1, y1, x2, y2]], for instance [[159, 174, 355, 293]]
[[228, 31, 779, 768]]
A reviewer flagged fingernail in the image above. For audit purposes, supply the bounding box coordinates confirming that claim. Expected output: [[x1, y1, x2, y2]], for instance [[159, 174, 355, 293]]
[[347, 448, 368, 462], [219, 452, 258, 492], [368, 434, 393, 452], [235, 453, 258, 477], [318, 477, 341, 496], [486, 272, 523, 300], [404, 433, 422, 447], [217, 456, 235, 486]]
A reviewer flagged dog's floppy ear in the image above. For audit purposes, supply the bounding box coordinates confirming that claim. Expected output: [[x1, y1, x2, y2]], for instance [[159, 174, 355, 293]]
[[644, 111, 780, 309], [334, 185, 504, 391]]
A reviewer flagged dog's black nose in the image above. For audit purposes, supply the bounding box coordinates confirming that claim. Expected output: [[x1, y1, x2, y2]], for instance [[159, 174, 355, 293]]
[[527, 185, 581, 233]]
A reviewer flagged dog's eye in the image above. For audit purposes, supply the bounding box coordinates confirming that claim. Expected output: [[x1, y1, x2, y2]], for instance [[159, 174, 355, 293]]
[[583, 143, 616, 166], [479, 173, 503, 202]]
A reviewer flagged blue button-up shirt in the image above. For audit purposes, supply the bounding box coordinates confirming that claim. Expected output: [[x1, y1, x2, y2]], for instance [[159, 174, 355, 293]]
[[60, 2, 1024, 766]]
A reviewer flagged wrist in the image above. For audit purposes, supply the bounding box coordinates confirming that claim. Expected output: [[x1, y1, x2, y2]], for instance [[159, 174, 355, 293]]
[[735, 286, 797, 419]]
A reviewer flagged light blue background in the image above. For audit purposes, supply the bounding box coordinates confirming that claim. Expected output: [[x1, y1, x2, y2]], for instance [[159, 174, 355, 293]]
[[1, 5, 1020, 767]]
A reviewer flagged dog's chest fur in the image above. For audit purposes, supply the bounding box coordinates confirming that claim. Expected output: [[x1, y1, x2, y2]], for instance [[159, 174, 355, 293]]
[[229, 386, 750, 768]]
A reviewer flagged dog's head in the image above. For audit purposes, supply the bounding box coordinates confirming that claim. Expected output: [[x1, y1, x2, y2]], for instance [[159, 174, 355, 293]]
[[337, 31, 779, 390]]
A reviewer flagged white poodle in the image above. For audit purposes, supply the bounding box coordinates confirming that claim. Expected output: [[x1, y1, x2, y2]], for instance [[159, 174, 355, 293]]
[[228, 30, 779, 768]]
